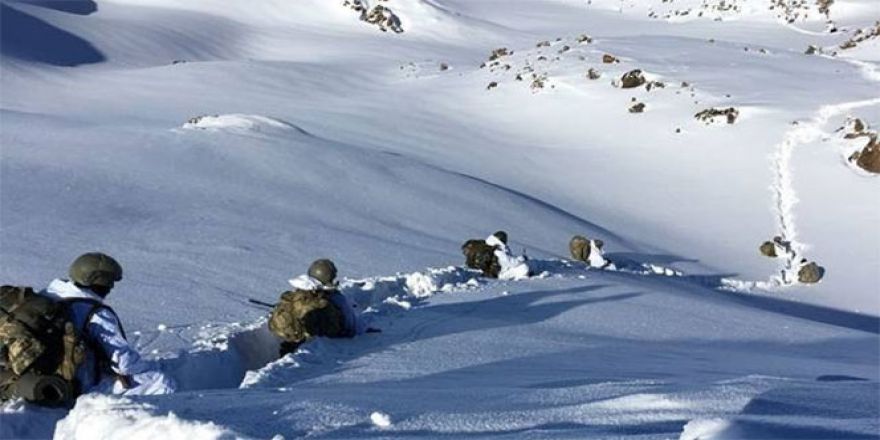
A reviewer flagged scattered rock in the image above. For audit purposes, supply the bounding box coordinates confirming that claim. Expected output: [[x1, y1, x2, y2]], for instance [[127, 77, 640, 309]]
[[849, 135, 880, 174], [602, 54, 619, 64], [805, 45, 822, 55], [489, 47, 512, 61], [576, 34, 593, 44], [344, 1, 404, 33], [558, 45, 571, 54], [645, 80, 666, 91], [439, 63, 449, 71], [695, 107, 739, 124], [759, 236, 795, 259], [629, 102, 646, 113], [530, 73, 548, 92], [620, 69, 647, 89], [536, 40, 551, 48], [759, 241, 778, 258], [486, 81, 498, 90], [853, 118, 865, 133], [798, 261, 825, 284], [587, 68, 601, 80], [839, 21, 880, 50]]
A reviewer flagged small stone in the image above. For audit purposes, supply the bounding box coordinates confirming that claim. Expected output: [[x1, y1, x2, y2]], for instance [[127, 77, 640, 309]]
[[629, 102, 646, 113]]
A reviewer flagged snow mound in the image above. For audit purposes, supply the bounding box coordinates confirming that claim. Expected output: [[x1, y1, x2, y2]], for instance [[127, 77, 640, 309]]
[[180, 114, 307, 135], [680, 418, 732, 440], [55, 395, 240, 440], [370, 411, 392, 428]]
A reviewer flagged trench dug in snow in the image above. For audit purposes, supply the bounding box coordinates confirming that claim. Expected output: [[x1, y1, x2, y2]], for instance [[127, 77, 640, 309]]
[[159, 266, 487, 391], [155, 256, 768, 392]]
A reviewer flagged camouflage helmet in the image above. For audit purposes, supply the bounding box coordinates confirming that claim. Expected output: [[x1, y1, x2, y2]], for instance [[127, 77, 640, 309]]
[[69, 252, 123, 289], [492, 230, 508, 245], [308, 259, 338, 286]]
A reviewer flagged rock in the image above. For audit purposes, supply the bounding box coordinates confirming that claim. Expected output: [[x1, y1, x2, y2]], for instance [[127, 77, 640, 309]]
[[587, 68, 601, 80], [759, 241, 777, 257], [439, 63, 449, 71], [849, 135, 880, 174], [805, 45, 821, 55], [645, 80, 665, 91], [486, 81, 498, 90], [798, 261, 825, 284], [620, 69, 647, 89], [363, 4, 404, 33], [488, 47, 511, 61], [629, 102, 646, 113], [576, 34, 593, 44], [602, 54, 619, 64], [695, 107, 739, 124], [536, 40, 550, 48], [530, 73, 547, 91], [558, 45, 571, 54]]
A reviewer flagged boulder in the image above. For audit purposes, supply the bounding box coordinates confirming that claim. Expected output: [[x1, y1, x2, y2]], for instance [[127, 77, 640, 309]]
[[849, 135, 880, 174], [798, 261, 825, 284], [620, 69, 646, 89], [759, 241, 777, 257]]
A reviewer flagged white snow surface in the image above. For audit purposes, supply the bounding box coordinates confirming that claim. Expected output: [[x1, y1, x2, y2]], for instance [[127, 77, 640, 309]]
[[1, 0, 879, 438]]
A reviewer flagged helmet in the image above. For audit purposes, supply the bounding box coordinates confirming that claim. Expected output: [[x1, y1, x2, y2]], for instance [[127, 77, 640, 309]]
[[492, 230, 508, 245], [69, 252, 123, 290], [308, 259, 338, 286]]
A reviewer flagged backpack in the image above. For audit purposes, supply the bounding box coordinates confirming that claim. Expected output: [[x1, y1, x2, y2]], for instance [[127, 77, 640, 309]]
[[268, 289, 345, 345], [0, 285, 89, 405], [461, 239, 501, 278]]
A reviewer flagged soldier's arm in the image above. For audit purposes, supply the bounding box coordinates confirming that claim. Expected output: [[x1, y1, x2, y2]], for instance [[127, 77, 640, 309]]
[[87, 309, 152, 378]]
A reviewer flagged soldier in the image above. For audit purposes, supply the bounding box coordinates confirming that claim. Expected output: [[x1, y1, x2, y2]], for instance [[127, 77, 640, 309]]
[[268, 259, 364, 356], [484, 231, 531, 280], [1, 252, 176, 406], [569, 235, 608, 268]]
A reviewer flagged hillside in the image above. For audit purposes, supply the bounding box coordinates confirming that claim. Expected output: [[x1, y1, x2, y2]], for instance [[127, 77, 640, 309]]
[[1, 0, 878, 438]]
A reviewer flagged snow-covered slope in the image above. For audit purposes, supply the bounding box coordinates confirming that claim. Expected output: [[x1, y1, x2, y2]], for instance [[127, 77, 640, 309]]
[[1, 0, 878, 438]]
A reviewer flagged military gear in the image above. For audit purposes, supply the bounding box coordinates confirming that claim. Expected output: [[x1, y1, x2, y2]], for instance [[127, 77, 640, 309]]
[[492, 231, 508, 245], [13, 371, 75, 406], [0, 285, 90, 406], [461, 239, 501, 278], [307, 259, 338, 286], [69, 252, 122, 289], [268, 289, 345, 349], [798, 261, 825, 284]]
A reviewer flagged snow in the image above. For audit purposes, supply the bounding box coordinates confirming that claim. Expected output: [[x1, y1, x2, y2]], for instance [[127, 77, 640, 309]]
[[54, 395, 238, 440], [370, 411, 393, 428], [1, 0, 879, 438]]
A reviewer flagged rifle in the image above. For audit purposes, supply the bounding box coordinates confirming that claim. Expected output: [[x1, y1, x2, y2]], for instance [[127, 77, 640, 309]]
[[248, 298, 276, 309]]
